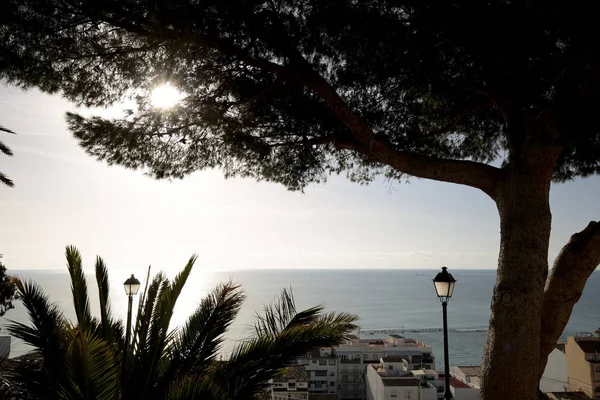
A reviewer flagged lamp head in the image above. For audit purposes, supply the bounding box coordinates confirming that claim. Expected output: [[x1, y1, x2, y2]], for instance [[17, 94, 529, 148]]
[[124, 274, 141, 296], [433, 266, 456, 303]]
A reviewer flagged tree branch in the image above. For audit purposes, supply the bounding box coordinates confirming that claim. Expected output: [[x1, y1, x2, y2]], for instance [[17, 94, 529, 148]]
[[306, 76, 501, 197], [539, 221, 600, 370]]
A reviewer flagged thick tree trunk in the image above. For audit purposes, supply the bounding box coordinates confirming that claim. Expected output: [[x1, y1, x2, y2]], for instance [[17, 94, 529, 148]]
[[480, 170, 553, 400]]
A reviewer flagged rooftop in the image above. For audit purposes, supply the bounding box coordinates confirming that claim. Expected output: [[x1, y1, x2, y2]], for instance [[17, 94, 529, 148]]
[[337, 336, 431, 350], [412, 369, 438, 376], [300, 348, 336, 359], [272, 365, 308, 382], [456, 365, 482, 377], [371, 364, 414, 377], [382, 378, 421, 387], [449, 377, 472, 389]]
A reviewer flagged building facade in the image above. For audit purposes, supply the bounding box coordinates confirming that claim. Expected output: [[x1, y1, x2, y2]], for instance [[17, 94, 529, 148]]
[[335, 335, 435, 400], [365, 363, 437, 400], [297, 348, 339, 395], [565, 335, 600, 399], [271, 365, 309, 400]]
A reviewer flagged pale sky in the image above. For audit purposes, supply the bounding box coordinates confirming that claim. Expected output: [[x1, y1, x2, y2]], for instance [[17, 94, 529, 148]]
[[0, 84, 598, 273]]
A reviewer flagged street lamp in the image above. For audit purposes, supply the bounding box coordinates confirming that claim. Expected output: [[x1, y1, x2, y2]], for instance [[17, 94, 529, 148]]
[[123, 274, 140, 370], [433, 266, 456, 400]]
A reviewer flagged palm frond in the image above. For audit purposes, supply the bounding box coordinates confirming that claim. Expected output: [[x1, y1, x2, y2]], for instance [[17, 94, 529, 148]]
[[66, 246, 93, 332], [131, 272, 164, 356], [6, 278, 68, 399], [254, 288, 324, 338], [167, 375, 228, 400], [137, 256, 196, 398], [1, 352, 47, 400], [215, 292, 358, 399], [95, 256, 117, 342], [157, 282, 244, 395], [61, 333, 121, 400], [124, 272, 165, 398]]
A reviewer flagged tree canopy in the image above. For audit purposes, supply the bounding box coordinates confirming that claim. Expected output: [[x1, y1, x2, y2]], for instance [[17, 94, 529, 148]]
[[1, 1, 599, 190]]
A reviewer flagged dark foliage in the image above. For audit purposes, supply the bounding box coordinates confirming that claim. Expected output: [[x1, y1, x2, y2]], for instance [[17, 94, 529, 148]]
[[0, 257, 19, 317], [4, 247, 357, 399], [0, 126, 15, 187], [1, 1, 599, 188]]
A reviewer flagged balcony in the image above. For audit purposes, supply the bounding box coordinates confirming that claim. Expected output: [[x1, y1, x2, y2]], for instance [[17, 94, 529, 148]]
[[340, 359, 361, 364]]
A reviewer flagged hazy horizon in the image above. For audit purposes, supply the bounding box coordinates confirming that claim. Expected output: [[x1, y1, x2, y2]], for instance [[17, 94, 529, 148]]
[[2, 84, 599, 274]]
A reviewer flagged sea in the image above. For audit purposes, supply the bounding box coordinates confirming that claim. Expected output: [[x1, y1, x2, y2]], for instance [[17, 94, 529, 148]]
[[2, 269, 600, 369]]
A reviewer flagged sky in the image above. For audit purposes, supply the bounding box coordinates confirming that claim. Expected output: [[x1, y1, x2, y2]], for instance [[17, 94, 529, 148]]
[[0, 84, 599, 274]]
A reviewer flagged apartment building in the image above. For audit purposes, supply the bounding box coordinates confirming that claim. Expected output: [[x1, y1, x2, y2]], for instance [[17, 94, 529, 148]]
[[365, 363, 437, 400], [412, 369, 446, 399], [297, 348, 338, 395], [271, 365, 309, 400], [565, 335, 600, 399], [335, 334, 436, 400]]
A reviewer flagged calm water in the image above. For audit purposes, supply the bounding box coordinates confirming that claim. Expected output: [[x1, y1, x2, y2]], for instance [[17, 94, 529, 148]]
[[2, 269, 600, 368]]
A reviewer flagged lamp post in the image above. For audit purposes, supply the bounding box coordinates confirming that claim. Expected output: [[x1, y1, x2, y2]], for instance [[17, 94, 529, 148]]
[[433, 266, 456, 400], [123, 274, 140, 371]]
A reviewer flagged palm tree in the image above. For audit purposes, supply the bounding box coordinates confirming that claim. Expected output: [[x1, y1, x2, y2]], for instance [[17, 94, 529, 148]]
[[0, 125, 15, 187], [5, 246, 358, 399]]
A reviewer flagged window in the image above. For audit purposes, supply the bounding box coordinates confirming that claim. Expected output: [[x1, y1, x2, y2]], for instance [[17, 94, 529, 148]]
[[596, 367, 600, 373], [330, 372, 335, 376], [329, 360, 336, 365], [330, 381, 335, 386], [288, 382, 296, 389], [388, 365, 394, 370], [391, 390, 398, 398], [319, 360, 327, 365], [312, 360, 317, 364], [316, 371, 327, 377]]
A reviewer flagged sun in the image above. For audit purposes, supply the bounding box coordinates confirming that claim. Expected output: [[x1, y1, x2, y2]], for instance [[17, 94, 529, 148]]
[[150, 83, 182, 109]]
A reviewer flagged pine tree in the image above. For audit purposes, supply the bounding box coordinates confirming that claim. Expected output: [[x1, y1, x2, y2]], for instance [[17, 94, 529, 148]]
[[2, 2, 600, 398]]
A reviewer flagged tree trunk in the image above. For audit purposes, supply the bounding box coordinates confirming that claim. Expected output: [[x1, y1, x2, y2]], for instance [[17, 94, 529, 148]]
[[480, 170, 553, 400]]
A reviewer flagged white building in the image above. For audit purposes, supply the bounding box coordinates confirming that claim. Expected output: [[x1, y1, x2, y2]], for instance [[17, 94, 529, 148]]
[[335, 335, 435, 399], [450, 366, 481, 389], [297, 348, 338, 395], [447, 376, 482, 400], [271, 365, 309, 400], [412, 369, 445, 399], [540, 347, 568, 393], [365, 363, 437, 400], [451, 347, 568, 396]]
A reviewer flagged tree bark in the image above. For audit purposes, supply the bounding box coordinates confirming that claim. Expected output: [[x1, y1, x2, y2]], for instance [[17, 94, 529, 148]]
[[480, 169, 553, 400], [538, 221, 600, 374]]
